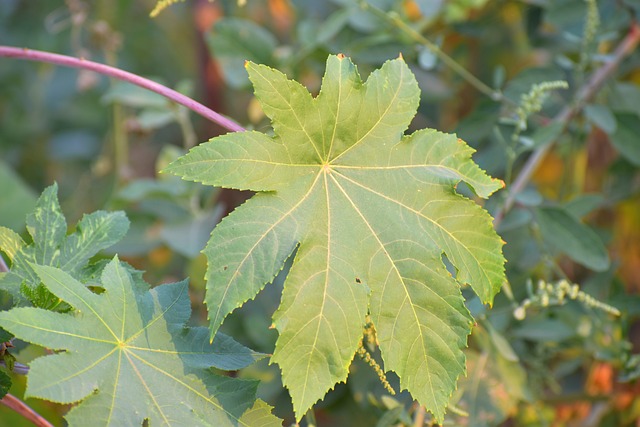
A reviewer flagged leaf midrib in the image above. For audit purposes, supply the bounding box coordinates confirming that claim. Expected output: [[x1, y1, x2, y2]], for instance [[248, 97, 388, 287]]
[[325, 173, 438, 404]]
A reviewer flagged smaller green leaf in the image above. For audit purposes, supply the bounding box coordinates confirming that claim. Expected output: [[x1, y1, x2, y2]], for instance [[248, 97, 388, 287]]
[[316, 8, 350, 44], [0, 227, 25, 261], [25, 184, 67, 269], [486, 323, 518, 362], [530, 122, 564, 148], [0, 258, 279, 426], [610, 113, 640, 166], [0, 369, 10, 399], [59, 210, 130, 273], [609, 82, 640, 114], [160, 208, 224, 258], [415, 0, 444, 18], [512, 318, 576, 342], [563, 194, 604, 218], [0, 328, 12, 343], [1, 183, 130, 308], [535, 206, 610, 271], [206, 18, 278, 88], [456, 351, 516, 426], [584, 104, 617, 134], [2, 351, 15, 372]]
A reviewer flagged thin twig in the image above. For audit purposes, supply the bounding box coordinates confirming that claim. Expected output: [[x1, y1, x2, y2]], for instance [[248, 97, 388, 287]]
[[0, 256, 8, 273], [0, 393, 54, 427], [358, 0, 504, 102], [493, 23, 640, 226], [0, 46, 245, 133], [413, 404, 426, 427]]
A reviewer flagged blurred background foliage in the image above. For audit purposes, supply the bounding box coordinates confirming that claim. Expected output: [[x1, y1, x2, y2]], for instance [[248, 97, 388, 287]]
[[1, 0, 640, 426]]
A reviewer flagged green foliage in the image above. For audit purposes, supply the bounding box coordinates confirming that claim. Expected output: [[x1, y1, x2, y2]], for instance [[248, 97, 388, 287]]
[[535, 206, 610, 271], [0, 258, 279, 426], [0, 162, 37, 231], [2, 0, 640, 425], [0, 332, 14, 398], [610, 113, 640, 167], [166, 54, 505, 420], [207, 18, 279, 89], [0, 183, 129, 309]]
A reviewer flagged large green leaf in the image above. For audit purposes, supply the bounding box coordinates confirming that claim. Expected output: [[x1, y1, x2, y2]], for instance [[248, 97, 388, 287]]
[[0, 258, 280, 426], [165, 55, 505, 420]]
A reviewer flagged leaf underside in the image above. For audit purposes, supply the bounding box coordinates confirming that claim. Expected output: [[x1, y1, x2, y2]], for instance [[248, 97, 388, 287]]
[[0, 258, 280, 427], [165, 54, 505, 420]]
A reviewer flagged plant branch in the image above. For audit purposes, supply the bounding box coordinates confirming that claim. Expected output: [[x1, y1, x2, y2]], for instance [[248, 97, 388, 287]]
[[0, 393, 53, 427], [0, 46, 245, 133], [0, 256, 8, 273], [358, 1, 504, 102], [412, 404, 426, 427], [493, 23, 640, 226]]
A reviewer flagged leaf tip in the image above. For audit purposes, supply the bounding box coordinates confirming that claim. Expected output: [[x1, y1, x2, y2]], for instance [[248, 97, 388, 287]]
[[398, 52, 404, 61], [336, 52, 346, 60]]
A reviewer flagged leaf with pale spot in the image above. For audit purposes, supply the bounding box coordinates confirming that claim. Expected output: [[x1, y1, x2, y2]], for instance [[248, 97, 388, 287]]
[[165, 54, 505, 420], [0, 183, 129, 305], [0, 258, 280, 426]]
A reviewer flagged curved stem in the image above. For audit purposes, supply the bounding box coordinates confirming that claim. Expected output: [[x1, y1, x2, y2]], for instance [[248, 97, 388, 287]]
[[493, 23, 640, 226], [0, 393, 53, 427], [0, 46, 245, 133], [412, 405, 426, 427]]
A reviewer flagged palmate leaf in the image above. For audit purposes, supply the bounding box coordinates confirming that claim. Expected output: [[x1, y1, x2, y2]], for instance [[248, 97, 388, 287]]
[[0, 258, 280, 426], [0, 183, 129, 306], [165, 54, 506, 420]]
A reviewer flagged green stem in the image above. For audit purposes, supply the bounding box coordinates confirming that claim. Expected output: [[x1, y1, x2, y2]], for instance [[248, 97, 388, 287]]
[[358, 1, 503, 101], [175, 105, 198, 149], [493, 23, 640, 227], [104, 48, 130, 182]]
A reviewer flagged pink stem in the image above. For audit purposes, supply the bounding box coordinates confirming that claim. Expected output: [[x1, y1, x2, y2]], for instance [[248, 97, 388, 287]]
[[0, 46, 245, 133], [0, 393, 53, 427]]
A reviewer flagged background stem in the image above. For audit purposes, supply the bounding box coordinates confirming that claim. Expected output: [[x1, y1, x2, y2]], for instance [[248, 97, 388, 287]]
[[0, 393, 53, 427], [0, 46, 245, 133]]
